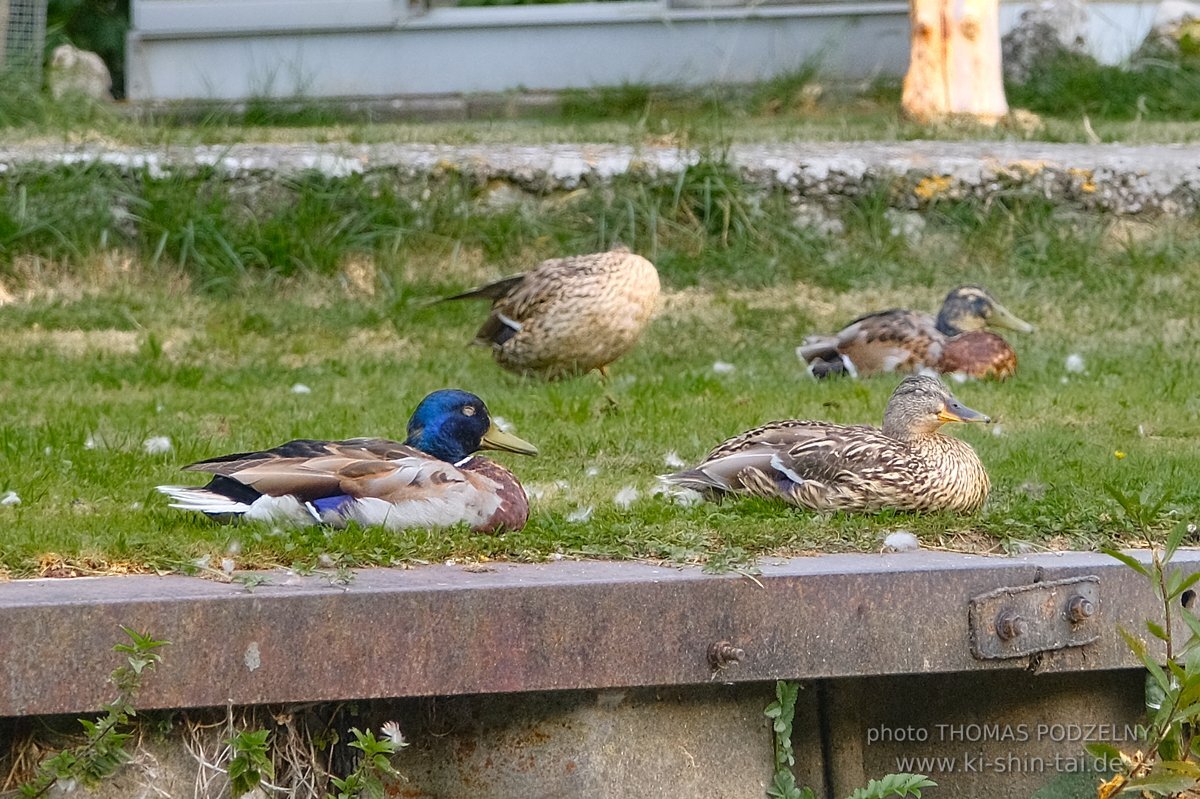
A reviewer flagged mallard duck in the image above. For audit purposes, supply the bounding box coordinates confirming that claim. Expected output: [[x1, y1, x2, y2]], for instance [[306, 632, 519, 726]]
[[797, 285, 1033, 379], [157, 389, 537, 533], [660, 375, 991, 513], [439, 247, 660, 379]]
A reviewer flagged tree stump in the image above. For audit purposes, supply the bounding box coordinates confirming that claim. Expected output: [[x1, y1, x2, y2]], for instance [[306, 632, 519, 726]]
[[901, 0, 1008, 124]]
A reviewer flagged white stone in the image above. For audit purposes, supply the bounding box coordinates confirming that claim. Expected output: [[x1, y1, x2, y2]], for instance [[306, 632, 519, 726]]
[[48, 45, 113, 102]]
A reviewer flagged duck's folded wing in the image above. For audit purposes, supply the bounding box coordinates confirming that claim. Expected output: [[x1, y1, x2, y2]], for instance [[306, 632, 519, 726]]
[[835, 310, 941, 374], [669, 423, 902, 496], [183, 439, 425, 501]]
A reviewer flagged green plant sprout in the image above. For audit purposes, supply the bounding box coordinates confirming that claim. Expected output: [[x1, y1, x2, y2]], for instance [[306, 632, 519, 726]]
[[18, 627, 168, 799], [765, 681, 934, 799], [325, 723, 409, 799], [1095, 512, 1200, 797]]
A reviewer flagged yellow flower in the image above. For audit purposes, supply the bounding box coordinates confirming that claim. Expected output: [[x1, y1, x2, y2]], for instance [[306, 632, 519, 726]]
[[1114, 451, 1126, 460]]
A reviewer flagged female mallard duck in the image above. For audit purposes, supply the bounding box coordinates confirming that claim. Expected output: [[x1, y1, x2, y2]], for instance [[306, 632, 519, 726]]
[[157, 390, 537, 533], [660, 375, 991, 513], [798, 285, 1033, 379], [440, 247, 660, 379]]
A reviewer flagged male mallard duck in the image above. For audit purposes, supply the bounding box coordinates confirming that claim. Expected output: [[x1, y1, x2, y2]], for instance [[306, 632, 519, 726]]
[[157, 390, 537, 533], [439, 247, 660, 379], [660, 375, 991, 513], [797, 285, 1033, 379]]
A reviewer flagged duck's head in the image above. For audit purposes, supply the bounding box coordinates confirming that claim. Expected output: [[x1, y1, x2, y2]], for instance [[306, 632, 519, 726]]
[[405, 389, 538, 463], [935, 286, 1034, 336], [881, 375, 991, 440]]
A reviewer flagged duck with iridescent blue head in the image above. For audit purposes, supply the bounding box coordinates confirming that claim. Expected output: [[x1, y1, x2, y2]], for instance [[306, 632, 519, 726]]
[[157, 389, 537, 533]]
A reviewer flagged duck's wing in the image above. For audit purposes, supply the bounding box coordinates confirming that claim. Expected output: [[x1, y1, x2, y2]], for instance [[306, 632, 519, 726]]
[[939, 330, 1017, 379], [181, 438, 427, 501], [662, 420, 883, 495], [801, 310, 942, 376]]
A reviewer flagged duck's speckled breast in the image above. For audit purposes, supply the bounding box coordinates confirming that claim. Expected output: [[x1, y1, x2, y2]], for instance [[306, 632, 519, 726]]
[[462, 457, 530, 533]]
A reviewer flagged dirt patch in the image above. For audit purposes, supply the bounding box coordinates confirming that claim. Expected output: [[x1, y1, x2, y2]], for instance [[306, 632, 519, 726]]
[[12, 328, 141, 356]]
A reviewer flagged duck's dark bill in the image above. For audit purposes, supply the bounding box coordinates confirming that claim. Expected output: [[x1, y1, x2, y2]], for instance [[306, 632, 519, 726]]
[[938, 401, 991, 424], [481, 422, 539, 456]]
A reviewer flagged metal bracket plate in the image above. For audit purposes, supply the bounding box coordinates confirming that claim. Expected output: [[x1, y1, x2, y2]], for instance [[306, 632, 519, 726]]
[[969, 575, 1101, 660]]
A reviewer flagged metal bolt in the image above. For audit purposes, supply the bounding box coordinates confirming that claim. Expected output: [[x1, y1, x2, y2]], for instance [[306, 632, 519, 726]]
[[708, 641, 745, 670], [995, 610, 1026, 641], [1067, 595, 1095, 623]]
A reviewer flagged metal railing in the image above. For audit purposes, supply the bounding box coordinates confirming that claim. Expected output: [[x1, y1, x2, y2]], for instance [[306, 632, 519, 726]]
[[1, 0, 46, 80]]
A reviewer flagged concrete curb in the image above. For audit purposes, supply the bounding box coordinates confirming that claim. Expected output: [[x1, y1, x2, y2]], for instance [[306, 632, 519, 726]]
[[0, 549, 1190, 717], [3, 141, 1199, 215]]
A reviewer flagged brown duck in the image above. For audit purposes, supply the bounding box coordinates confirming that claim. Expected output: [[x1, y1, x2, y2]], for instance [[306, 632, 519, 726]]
[[440, 247, 660, 379], [660, 375, 991, 513], [798, 286, 1033, 379], [158, 390, 537, 533]]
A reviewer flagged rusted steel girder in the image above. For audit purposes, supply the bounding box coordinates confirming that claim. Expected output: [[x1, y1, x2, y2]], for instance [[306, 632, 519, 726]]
[[0, 551, 1192, 716]]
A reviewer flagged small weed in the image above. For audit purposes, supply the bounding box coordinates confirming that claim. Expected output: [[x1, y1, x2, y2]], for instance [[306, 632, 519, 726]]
[[18, 628, 168, 798], [227, 729, 275, 798], [765, 681, 933, 799], [765, 681, 809, 799], [326, 724, 408, 799], [1096, 519, 1200, 796]]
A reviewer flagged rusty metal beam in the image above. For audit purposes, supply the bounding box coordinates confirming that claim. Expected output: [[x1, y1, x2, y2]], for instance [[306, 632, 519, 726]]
[[0, 551, 1192, 716]]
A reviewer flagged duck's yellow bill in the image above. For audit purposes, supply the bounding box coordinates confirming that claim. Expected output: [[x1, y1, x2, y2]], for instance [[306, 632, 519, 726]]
[[481, 422, 539, 456], [938, 400, 991, 424], [990, 302, 1035, 334]]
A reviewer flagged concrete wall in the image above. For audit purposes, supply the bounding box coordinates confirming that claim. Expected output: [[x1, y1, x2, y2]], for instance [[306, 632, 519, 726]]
[[126, 0, 1162, 102], [11, 671, 1144, 799]]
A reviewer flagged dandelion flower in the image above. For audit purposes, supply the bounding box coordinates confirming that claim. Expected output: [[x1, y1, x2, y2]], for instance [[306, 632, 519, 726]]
[[1114, 450, 1126, 460], [1065, 353, 1085, 373]]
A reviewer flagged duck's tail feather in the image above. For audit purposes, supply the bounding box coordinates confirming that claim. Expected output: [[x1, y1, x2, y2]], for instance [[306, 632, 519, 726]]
[[796, 335, 840, 363], [157, 485, 252, 517], [158, 486, 324, 525], [657, 469, 729, 497], [438, 274, 526, 303]]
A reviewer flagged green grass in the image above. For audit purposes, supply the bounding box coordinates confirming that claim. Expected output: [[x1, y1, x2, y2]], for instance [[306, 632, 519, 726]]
[[9, 54, 1200, 147], [1, 163, 1198, 579]]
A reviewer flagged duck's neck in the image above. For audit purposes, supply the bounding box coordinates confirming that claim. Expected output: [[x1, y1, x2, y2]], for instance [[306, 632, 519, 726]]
[[405, 428, 475, 462], [934, 309, 962, 337], [882, 416, 944, 442]]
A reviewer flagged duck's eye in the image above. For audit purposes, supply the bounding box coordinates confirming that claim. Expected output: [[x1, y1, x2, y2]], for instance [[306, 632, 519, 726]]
[[462, 406, 476, 417]]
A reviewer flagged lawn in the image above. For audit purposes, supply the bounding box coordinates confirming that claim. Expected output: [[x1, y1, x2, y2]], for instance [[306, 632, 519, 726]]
[[1, 154, 1198, 579]]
